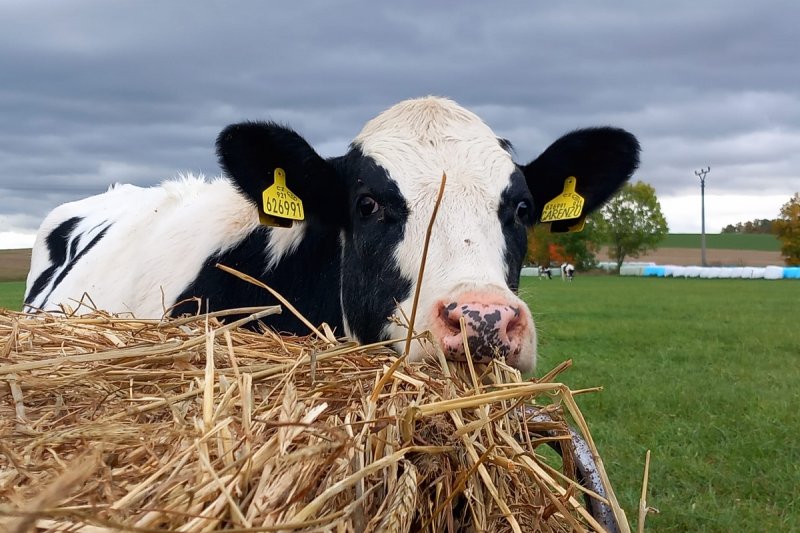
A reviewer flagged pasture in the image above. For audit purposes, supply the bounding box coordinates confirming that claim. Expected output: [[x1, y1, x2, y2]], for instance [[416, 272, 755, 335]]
[[660, 232, 780, 251], [1, 275, 797, 531], [519, 276, 799, 532], [0, 281, 24, 310]]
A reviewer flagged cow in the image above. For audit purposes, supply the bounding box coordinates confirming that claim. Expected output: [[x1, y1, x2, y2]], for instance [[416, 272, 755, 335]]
[[24, 96, 639, 372], [562, 262, 576, 281]]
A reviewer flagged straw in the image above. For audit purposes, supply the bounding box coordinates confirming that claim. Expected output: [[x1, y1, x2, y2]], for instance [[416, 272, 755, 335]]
[[0, 308, 630, 532]]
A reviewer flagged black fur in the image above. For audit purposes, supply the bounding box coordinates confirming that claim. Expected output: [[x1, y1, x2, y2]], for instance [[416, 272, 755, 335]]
[[335, 149, 412, 343], [25, 216, 83, 306], [498, 169, 535, 292], [171, 224, 344, 335]]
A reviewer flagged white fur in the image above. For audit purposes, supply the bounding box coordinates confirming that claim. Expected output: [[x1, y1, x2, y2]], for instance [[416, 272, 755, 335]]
[[354, 97, 536, 369], [25, 175, 304, 317]]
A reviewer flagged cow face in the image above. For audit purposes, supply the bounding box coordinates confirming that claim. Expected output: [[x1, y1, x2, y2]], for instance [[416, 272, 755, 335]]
[[217, 97, 639, 372]]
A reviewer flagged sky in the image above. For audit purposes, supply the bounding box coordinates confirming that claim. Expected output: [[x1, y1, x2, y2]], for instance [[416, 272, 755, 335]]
[[1, 0, 799, 249]]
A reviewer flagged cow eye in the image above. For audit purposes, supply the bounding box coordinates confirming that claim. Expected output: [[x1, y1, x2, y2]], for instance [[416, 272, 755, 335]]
[[515, 200, 531, 222], [357, 195, 380, 217]]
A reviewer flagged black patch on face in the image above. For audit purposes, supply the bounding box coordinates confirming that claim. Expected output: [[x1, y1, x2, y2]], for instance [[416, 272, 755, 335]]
[[170, 148, 412, 342], [334, 148, 412, 343], [498, 168, 535, 292], [171, 223, 344, 334]]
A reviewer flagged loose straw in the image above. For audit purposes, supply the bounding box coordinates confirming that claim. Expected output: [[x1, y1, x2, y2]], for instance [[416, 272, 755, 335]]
[[403, 172, 447, 356]]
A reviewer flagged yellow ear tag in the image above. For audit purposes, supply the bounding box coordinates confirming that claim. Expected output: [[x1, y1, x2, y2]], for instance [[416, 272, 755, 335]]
[[540, 176, 584, 224], [260, 168, 305, 228]]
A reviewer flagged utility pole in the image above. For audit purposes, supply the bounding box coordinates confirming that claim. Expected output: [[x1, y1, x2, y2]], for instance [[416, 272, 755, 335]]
[[695, 167, 710, 267]]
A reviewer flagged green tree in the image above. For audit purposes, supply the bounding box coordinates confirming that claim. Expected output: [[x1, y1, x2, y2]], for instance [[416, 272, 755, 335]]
[[774, 192, 800, 266], [596, 181, 669, 271], [552, 216, 601, 270]]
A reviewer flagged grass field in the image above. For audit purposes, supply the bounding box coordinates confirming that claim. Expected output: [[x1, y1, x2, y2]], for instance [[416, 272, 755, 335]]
[[0, 281, 25, 310], [1, 276, 798, 531], [519, 276, 799, 532], [660, 233, 780, 251]]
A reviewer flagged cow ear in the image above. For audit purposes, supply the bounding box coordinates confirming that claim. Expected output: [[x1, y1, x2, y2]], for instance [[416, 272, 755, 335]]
[[522, 127, 640, 222], [216, 121, 346, 227]]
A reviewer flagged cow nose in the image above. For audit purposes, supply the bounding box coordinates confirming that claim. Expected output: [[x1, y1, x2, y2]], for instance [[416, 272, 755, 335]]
[[437, 301, 525, 362]]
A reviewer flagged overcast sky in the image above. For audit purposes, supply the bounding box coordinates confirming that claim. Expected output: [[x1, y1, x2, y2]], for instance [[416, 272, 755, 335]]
[[2, 0, 799, 249]]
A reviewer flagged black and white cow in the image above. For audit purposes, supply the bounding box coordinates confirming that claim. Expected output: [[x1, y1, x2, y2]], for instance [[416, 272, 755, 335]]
[[24, 97, 639, 372]]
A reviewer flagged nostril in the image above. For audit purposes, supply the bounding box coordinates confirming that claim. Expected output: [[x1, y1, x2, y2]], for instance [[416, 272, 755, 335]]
[[438, 302, 461, 335], [506, 307, 525, 340]]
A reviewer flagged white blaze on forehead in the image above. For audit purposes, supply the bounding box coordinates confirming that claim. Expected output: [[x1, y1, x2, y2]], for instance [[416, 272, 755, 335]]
[[354, 97, 516, 193], [354, 96, 527, 360]]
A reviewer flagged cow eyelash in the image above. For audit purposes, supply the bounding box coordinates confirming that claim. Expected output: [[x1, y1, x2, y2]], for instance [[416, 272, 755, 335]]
[[515, 200, 532, 223], [357, 195, 380, 217]]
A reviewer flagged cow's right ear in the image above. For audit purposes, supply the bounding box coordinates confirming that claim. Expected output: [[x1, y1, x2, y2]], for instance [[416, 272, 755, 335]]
[[216, 122, 346, 227]]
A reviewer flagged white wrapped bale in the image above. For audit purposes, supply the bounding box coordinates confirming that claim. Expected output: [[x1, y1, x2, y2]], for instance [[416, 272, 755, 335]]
[[764, 266, 784, 280]]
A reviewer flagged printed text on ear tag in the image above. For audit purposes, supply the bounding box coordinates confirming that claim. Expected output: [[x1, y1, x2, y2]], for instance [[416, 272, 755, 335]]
[[260, 168, 305, 227], [540, 176, 584, 223]]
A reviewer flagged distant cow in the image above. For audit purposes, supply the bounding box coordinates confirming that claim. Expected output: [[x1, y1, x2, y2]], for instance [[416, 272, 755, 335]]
[[24, 97, 639, 372], [562, 262, 576, 281]]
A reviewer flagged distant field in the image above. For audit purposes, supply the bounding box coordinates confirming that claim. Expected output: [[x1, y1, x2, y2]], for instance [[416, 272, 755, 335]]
[[0, 249, 31, 281], [660, 233, 780, 251], [596, 246, 783, 267], [519, 276, 799, 532]]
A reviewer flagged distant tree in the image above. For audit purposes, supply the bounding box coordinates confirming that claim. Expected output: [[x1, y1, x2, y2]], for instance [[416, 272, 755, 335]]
[[774, 192, 800, 266], [721, 218, 776, 234], [552, 216, 601, 270], [526, 225, 552, 266], [595, 181, 669, 271]]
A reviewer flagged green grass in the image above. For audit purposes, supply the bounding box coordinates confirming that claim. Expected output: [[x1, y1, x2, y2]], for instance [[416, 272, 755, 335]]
[[0, 281, 25, 310], [661, 233, 780, 251], [518, 276, 800, 532]]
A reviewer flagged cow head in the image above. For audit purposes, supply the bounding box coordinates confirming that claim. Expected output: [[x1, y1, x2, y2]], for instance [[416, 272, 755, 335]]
[[217, 97, 639, 372]]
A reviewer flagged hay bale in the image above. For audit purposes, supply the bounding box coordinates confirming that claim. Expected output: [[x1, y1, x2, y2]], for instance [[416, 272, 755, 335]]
[[0, 308, 628, 532]]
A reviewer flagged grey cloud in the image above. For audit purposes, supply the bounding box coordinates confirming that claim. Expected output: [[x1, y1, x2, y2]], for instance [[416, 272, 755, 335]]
[[1, 0, 799, 236]]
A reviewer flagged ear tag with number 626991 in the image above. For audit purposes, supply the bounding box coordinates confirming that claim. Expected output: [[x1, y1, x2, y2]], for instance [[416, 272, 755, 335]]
[[540, 176, 585, 233], [259, 168, 305, 228]]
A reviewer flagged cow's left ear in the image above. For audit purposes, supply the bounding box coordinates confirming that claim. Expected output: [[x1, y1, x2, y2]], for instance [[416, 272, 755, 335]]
[[217, 121, 346, 227], [522, 127, 640, 222]]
